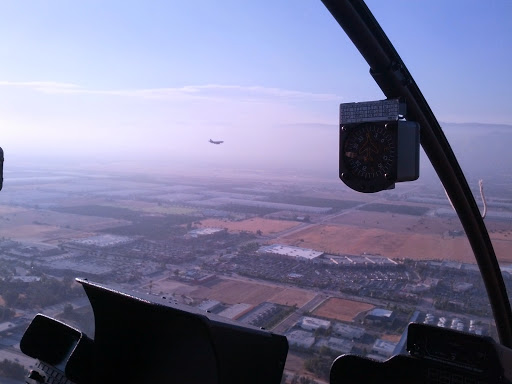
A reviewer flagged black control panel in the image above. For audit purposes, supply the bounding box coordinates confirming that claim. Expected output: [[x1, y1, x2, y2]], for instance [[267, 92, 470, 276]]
[[330, 323, 512, 384], [26, 361, 75, 384], [20, 279, 288, 384]]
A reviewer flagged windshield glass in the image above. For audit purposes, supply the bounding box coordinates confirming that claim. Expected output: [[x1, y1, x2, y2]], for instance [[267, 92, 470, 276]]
[[0, 1, 511, 383]]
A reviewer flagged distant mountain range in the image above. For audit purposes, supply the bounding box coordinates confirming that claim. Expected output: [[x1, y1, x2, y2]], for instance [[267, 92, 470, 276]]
[[440, 122, 512, 178], [442, 122, 512, 131]]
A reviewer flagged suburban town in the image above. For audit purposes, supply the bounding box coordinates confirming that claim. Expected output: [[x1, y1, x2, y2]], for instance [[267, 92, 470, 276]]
[[0, 165, 511, 382]]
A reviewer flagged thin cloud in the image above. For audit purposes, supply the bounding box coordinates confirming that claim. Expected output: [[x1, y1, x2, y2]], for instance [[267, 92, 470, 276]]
[[182, 84, 340, 101], [0, 81, 79, 93], [0, 80, 341, 102]]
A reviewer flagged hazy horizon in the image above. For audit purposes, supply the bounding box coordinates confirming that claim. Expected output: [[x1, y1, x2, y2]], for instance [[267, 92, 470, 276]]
[[1, 1, 511, 198], [1, 1, 511, 174], [3, 121, 511, 185]]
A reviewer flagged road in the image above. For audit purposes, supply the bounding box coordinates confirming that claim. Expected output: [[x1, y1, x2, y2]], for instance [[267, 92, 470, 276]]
[[272, 184, 423, 241], [272, 293, 327, 335], [271, 198, 384, 241]]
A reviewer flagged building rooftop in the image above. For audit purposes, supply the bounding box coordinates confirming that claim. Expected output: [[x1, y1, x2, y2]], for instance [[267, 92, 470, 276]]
[[300, 316, 331, 331], [188, 227, 225, 237], [368, 308, 393, 318], [0, 322, 16, 333], [286, 330, 315, 348], [332, 323, 365, 339], [72, 234, 133, 247], [197, 299, 221, 312], [218, 303, 253, 319], [327, 337, 354, 353], [11, 276, 41, 283], [258, 244, 323, 260], [372, 339, 397, 356]]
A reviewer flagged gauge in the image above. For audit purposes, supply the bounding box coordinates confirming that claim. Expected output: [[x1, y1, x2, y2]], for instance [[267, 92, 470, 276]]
[[339, 122, 397, 192]]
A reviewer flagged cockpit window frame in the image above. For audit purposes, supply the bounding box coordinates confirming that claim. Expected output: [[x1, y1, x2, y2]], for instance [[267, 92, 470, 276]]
[[320, 0, 512, 347]]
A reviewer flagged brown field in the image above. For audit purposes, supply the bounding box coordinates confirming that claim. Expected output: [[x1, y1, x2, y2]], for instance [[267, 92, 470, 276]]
[[277, 223, 480, 263], [190, 279, 286, 305], [493, 240, 512, 263], [144, 279, 196, 296], [313, 297, 375, 322], [267, 288, 317, 307], [487, 224, 512, 261], [490, 230, 512, 241], [277, 220, 512, 264], [381, 333, 402, 343], [329, 211, 460, 236], [199, 217, 301, 235], [143, 278, 315, 308]]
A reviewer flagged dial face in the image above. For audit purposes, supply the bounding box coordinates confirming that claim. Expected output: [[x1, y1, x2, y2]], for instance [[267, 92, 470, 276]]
[[343, 123, 396, 180]]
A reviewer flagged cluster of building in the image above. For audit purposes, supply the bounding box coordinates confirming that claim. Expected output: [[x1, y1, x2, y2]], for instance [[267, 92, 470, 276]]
[[213, 246, 499, 319], [286, 315, 398, 361], [215, 251, 409, 301], [421, 313, 484, 335], [257, 243, 399, 266], [71, 234, 135, 247], [0, 173, 505, 383], [194, 298, 289, 329], [258, 244, 324, 260]]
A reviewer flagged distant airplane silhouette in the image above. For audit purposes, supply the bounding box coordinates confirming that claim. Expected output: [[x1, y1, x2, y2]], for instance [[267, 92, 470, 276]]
[[209, 139, 224, 144]]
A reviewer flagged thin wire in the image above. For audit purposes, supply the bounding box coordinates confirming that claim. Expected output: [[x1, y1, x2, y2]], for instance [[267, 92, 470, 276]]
[[479, 179, 487, 219], [445, 180, 487, 220]]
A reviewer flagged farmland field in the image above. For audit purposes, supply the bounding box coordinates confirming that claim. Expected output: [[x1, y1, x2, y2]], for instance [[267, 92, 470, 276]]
[[312, 297, 375, 322], [106, 200, 198, 215], [199, 217, 301, 235], [191, 279, 287, 305], [150, 277, 317, 308], [277, 223, 476, 263], [267, 288, 317, 307], [0, 224, 92, 243]]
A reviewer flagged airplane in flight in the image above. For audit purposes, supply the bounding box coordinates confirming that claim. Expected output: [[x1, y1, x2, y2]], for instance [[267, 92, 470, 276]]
[[209, 139, 224, 144]]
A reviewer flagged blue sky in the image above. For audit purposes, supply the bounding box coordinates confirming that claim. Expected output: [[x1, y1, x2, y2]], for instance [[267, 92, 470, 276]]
[[0, 0, 511, 172]]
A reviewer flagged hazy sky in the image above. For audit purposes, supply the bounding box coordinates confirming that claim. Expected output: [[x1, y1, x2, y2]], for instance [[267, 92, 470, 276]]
[[0, 1, 511, 173]]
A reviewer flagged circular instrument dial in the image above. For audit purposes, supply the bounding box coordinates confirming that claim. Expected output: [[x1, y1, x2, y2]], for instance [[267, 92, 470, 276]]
[[343, 123, 395, 179]]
